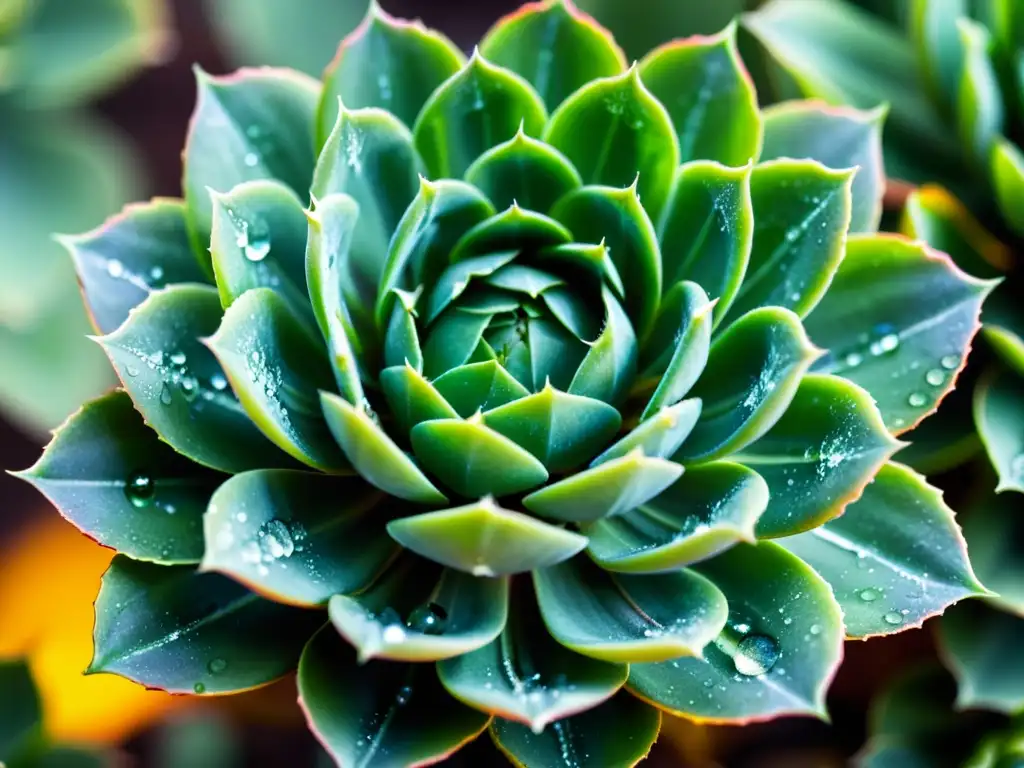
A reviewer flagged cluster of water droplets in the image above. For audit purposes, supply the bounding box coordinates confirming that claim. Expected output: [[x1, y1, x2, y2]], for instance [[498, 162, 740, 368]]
[[104, 257, 165, 290], [225, 204, 271, 263], [373, 602, 450, 648], [246, 348, 293, 430], [234, 517, 309, 576]]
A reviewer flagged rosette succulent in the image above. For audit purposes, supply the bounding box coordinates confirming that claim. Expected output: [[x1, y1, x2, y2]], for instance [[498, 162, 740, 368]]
[[16, 1, 993, 765]]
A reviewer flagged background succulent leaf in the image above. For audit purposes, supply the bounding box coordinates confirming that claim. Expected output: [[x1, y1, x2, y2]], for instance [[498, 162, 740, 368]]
[[490, 689, 661, 768], [628, 541, 844, 721], [183, 67, 319, 262], [65, 198, 210, 335], [545, 66, 679, 222], [0, 659, 40, 763], [909, 0, 967, 106], [760, 101, 885, 233], [956, 18, 1004, 166], [779, 462, 984, 637], [721, 159, 853, 324], [639, 23, 763, 167], [990, 137, 1024, 236], [939, 601, 1024, 714], [206, 287, 346, 472], [201, 470, 396, 607], [680, 306, 819, 462], [17, 391, 221, 565], [387, 498, 588, 577], [959, 488, 1024, 616], [97, 284, 291, 473], [298, 624, 490, 766], [317, 2, 466, 142], [655, 161, 753, 330], [806, 234, 995, 434], [974, 363, 1024, 493], [480, 0, 627, 113], [91, 556, 323, 695], [584, 461, 767, 573], [533, 556, 728, 663], [733, 374, 899, 538], [412, 51, 548, 180]]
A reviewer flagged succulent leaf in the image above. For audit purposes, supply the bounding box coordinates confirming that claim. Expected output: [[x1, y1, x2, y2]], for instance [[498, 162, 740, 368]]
[[974, 363, 1024, 493], [939, 601, 1024, 714], [956, 18, 1004, 165], [959, 489, 1024, 616], [991, 137, 1024, 236]]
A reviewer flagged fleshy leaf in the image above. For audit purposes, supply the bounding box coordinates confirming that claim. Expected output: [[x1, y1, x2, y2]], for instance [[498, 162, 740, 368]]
[[412, 50, 548, 180], [585, 461, 767, 573], [0, 659, 39, 762], [410, 416, 550, 498], [628, 542, 844, 722], [183, 67, 319, 262], [96, 285, 290, 473], [523, 449, 682, 523], [421, 309, 496, 381], [387, 497, 588, 577], [567, 287, 637, 407], [806, 234, 995, 434], [480, 0, 626, 112], [974, 363, 1024, 494], [16, 391, 221, 564], [534, 556, 727, 663], [432, 360, 531, 417], [939, 601, 1024, 714], [639, 23, 762, 166], [680, 307, 820, 462], [327, 558, 508, 662], [317, 2, 466, 139], [722, 159, 853, 324], [465, 126, 583, 214], [383, 286, 423, 373], [320, 391, 447, 505], [90, 556, 322, 694], [491, 690, 660, 767], [592, 398, 702, 465], [760, 101, 885, 233], [780, 462, 984, 638], [733, 374, 899, 538], [63, 198, 210, 334], [206, 288, 345, 472], [655, 161, 752, 329], [379, 363, 459, 437], [437, 588, 628, 733], [298, 625, 490, 767], [961, 488, 1024, 616], [956, 18, 1003, 165], [909, 0, 967, 105], [991, 137, 1024, 236], [201, 470, 397, 607], [425, 251, 519, 324], [545, 65, 679, 222]]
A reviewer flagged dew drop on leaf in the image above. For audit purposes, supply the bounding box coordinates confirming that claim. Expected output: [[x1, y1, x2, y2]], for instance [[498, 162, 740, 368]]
[[194, 682, 206, 694], [125, 471, 155, 508], [733, 634, 780, 676], [859, 588, 881, 602], [160, 381, 174, 405], [940, 354, 959, 370], [883, 611, 904, 626], [106, 259, 125, 278], [207, 658, 228, 674], [907, 392, 927, 407], [925, 369, 945, 387], [169, 351, 187, 365], [211, 373, 228, 391], [406, 602, 448, 635], [257, 519, 295, 560]]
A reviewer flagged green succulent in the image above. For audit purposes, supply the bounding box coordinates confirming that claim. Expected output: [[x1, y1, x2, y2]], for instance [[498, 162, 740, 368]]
[[16, 1, 994, 764]]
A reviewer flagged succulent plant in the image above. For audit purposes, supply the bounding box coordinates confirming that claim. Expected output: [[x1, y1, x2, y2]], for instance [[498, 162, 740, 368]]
[[16, 1, 994, 764]]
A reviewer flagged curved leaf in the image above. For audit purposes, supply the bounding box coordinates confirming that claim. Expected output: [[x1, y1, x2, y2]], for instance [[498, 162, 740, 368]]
[[939, 601, 1024, 714], [956, 18, 1003, 165], [480, 0, 626, 112], [412, 50, 548, 180], [961, 489, 1024, 616], [761, 101, 885, 233], [90, 556, 322, 694], [545, 66, 679, 222], [806, 234, 996, 434], [628, 542, 844, 722], [975, 364, 1024, 494], [183, 67, 319, 261], [206, 288, 345, 472], [379, 363, 459, 437], [298, 625, 490, 767], [433, 360, 531, 417], [201, 470, 396, 607], [387, 497, 588, 577], [585, 461, 767, 573], [639, 22, 762, 166], [680, 307, 820, 462], [909, 0, 967, 107], [425, 251, 519, 324], [991, 137, 1024, 236], [317, 2, 466, 139], [63, 198, 209, 335], [722, 159, 853, 324], [592, 398, 702, 465], [780, 462, 984, 638], [655, 161, 752, 329], [16, 391, 221, 564], [733, 374, 899, 538], [96, 285, 290, 473], [534, 556, 728, 663]]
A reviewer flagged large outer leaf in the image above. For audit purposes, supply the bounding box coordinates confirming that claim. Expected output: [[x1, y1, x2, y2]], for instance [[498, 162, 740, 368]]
[[298, 625, 490, 766], [960, 489, 1024, 616], [974, 364, 1024, 494], [939, 601, 1024, 714], [780, 462, 984, 638], [480, 0, 627, 112], [733, 374, 899, 538], [96, 285, 290, 473], [760, 101, 885, 233], [16, 391, 221, 565], [183, 67, 319, 261], [201, 470, 396, 607], [628, 542, 844, 722], [90, 556, 322, 695], [639, 22, 762, 167], [806, 234, 995, 435]]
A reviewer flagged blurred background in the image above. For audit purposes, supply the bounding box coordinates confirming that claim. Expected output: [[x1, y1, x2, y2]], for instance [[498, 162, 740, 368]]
[[0, 1, 936, 765]]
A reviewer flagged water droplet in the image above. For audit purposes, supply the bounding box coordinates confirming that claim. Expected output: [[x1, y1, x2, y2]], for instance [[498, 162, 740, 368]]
[[125, 471, 155, 508], [382, 624, 407, 644], [859, 588, 881, 602], [149, 266, 164, 281], [193, 682, 206, 694], [809, 624, 821, 635], [883, 611, 904, 626], [243, 219, 271, 262], [245, 124, 262, 139], [211, 373, 228, 391], [844, 352, 863, 368], [169, 351, 187, 365], [179, 376, 199, 402], [907, 392, 927, 407], [126, 365, 139, 377], [925, 369, 945, 387], [395, 684, 413, 706], [257, 519, 295, 560], [160, 381, 173, 405], [940, 354, 959, 370], [406, 602, 448, 635], [106, 259, 125, 278], [244, 152, 259, 167], [207, 658, 227, 674], [733, 634, 780, 676]]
